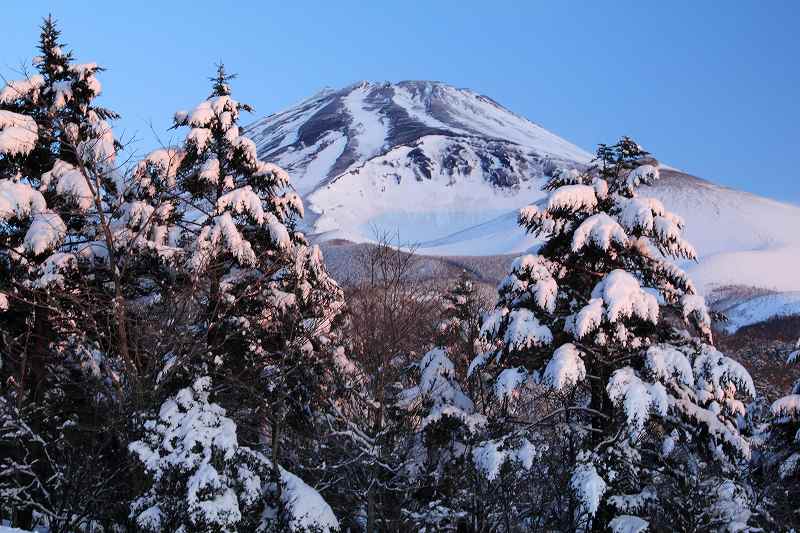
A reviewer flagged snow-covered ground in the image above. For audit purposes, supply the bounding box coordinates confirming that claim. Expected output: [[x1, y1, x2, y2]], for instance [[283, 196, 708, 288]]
[[715, 291, 800, 333], [306, 134, 551, 253]]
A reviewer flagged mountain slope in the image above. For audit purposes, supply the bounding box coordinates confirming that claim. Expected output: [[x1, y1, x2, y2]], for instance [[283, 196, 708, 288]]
[[244, 81, 800, 329]]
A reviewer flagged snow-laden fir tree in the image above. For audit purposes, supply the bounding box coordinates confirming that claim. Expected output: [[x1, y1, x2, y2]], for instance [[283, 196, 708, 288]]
[[154, 64, 344, 379], [0, 15, 120, 262], [128, 66, 346, 532], [0, 15, 125, 372], [167, 64, 344, 439], [469, 138, 756, 531], [0, 17, 128, 529]]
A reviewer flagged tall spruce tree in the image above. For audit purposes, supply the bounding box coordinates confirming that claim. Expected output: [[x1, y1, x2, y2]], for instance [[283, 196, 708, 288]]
[[127, 66, 346, 532], [469, 138, 756, 530], [0, 16, 128, 530], [163, 64, 345, 436]]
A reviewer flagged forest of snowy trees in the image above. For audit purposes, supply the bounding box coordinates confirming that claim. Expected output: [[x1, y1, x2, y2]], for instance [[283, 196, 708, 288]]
[[1, 18, 799, 533]]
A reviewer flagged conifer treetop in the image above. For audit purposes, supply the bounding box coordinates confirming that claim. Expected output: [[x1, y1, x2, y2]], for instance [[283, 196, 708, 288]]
[[0, 15, 120, 289], [209, 63, 235, 98], [35, 15, 73, 83]]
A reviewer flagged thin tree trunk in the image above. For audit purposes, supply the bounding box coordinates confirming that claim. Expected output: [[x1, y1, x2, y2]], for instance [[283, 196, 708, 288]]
[[77, 159, 134, 374], [367, 485, 376, 533], [272, 417, 282, 502]]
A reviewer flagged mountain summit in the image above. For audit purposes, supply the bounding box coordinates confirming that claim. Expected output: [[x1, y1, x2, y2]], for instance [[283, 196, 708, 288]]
[[244, 81, 800, 329], [246, 80, 590, 193], [244, 80, 593, 254]]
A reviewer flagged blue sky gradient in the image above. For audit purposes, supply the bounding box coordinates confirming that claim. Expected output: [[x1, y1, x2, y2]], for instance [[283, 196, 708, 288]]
[[4, 1, 799, 202]]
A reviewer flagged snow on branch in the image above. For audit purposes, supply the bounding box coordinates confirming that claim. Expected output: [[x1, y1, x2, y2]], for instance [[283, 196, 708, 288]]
[[591, 270, 659, 325], [572, 212, 629, 252], [546, 184, 598, 213], [504, 308, 553, 351], [0, 75, 44, 104], [500, 254, 558, 313], [571, 460, 607, 518], [0, 110, 38, 156], [607, 366, 668, 434], [622, 164, 660, 194], [543, 343, 586, 391], [644, 344, 694, 387]]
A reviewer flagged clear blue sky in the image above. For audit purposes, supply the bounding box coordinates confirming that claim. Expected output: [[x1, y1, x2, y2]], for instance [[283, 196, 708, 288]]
[[4, 1, 799, 203]]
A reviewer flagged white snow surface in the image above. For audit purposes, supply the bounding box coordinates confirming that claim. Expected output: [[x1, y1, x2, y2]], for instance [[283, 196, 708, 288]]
[[279, 468, 339, 532], [645, 345, 693, 387], [591, 270, 660, 325], [307, 135, 548, 254], [571, 462, 606, 517], [609, 515, 649, 533], [715, 290, 800, 333], [494, 367, 528, 399], [245, 81, 589, 255], [342, 83, 388, 159], [643, 176, 800, 326], [0, 111, 37, 156], [543, 343, 586, 390], [607, 367, 668, 434], [504, 308, 553, 350], [572, 212, 628, 252]]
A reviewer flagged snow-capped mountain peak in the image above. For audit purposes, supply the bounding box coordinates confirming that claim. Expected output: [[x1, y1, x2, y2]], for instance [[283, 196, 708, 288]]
[[244, 80, 595, 257], [245, 80, 591, 195]]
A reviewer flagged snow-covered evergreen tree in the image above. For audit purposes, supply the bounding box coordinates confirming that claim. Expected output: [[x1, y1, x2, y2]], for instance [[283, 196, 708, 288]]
[[155, 64, 345, 441], [0, 17, 127, 528], [399, 347, 485, 503], [127, 66, 346, 531], [156, 64, 343, 381], [469, 138, 756, 530], [0, 15, 125, 365], [0, 15, 120, 266], [394, 276, 500, 530]]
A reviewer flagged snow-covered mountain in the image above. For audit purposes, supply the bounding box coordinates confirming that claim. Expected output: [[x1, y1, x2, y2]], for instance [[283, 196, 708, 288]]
[[245, 80, 589, 254], [244, 80, 800, 329]]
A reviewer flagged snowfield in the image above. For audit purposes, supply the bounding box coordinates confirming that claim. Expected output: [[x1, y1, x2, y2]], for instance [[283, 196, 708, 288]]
[[245, 80, 800, 330]]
